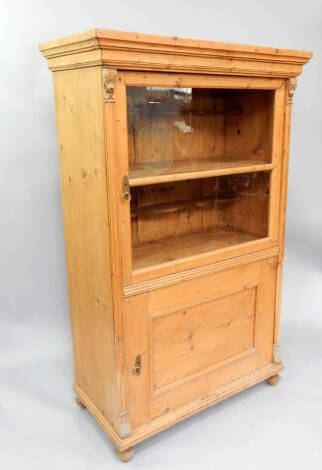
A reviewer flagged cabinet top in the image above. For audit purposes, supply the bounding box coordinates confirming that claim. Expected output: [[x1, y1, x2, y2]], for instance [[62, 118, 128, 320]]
[[39, 29, 312, 78]]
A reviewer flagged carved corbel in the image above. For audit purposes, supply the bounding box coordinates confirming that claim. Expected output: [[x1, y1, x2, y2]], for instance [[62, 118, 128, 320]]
[[273, 343, 282, 364], [102, 68, 117, 103], [286, 77, 297, 104]]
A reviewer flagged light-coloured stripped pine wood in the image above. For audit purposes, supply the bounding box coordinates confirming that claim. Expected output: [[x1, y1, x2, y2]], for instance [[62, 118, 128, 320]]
[[129, 159, 273, 186], [40, 29, 311, 461], [39, 29, 312, 77]]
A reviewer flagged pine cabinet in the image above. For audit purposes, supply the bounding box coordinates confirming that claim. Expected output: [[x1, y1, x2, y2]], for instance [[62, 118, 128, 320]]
[[39, 29, 311, 461]]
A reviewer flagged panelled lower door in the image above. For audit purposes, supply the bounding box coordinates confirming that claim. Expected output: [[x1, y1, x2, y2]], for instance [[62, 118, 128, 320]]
[[124, 257, 277, 428]]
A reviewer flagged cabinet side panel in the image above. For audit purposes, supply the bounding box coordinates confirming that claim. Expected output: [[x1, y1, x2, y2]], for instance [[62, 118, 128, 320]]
[[52, 67, 120, 429]]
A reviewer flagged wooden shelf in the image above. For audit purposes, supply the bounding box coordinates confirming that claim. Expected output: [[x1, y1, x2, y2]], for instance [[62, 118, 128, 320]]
[[131, 195, 238, 218], [132, 226, 260, 271], [129, 158, 273, 186]]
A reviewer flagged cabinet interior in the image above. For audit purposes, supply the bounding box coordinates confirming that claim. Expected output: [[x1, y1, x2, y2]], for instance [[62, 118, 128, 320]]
[[127, 86, 274, 272], [131, 172, 270, 271]]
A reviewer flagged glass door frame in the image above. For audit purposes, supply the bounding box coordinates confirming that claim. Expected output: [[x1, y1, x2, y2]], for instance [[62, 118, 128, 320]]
[[114, 71, 286, 285]]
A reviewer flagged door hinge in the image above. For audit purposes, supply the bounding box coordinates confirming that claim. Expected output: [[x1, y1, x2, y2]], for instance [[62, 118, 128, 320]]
[[134, 355, 141, 376], [122, 174, 131, 202]]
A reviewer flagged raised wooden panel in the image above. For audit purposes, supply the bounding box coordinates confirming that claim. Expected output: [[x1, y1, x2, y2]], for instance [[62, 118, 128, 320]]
[[125, 258, 277, 425], [150, 350, 256, 418], [149, 261, 260, 313], [150, 287, 256, 391]]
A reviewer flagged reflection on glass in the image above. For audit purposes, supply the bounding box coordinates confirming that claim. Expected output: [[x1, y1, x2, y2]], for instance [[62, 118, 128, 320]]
[[127, 86, 274, 178], [130, 172, 270, 271]]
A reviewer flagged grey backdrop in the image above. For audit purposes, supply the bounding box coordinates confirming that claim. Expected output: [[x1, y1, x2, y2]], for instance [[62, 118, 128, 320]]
[[1, 1, 321, 469]]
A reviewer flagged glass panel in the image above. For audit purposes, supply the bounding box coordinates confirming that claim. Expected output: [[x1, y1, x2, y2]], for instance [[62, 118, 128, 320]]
[[127, 87, 274, 184], [130, 171, 270, 271]]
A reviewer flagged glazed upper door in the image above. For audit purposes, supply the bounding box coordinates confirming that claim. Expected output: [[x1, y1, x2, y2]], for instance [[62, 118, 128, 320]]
[[115, 72, 286, 284]]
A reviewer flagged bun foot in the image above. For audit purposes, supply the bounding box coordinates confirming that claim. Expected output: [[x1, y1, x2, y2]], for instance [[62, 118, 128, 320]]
[[76, 396, 86, 408], [117, 447, 134, 462], [266, 374, 280, 386]]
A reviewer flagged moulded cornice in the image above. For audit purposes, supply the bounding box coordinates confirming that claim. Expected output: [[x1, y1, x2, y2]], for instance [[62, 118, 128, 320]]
[[39, 29, 312, 77]]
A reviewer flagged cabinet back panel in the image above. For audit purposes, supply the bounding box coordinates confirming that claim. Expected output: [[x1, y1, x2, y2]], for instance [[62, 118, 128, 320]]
[[131, 173, 270, 243], [127, 87, 274, 165]]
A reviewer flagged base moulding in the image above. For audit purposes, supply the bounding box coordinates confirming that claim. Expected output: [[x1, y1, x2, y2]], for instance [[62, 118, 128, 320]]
[[74, 361, 283, 451]]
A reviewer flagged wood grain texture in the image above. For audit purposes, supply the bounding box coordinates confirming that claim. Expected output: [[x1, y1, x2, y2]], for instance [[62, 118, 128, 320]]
[[148, 261, 260, 314], [124, 246, 279, 296], [267, 84, 285, 243], [123, 294, 150, 428], [123, 72, 284, 89], [130, 237, 275, 284], [39, 29, 312, 77], [150, 287, 256, 391], [53, 67, 121, 432], [124, 76, 278, 284], [129, 159, 273, 186], [41, 29, 311, 458], [102, 69, 130, 431], [39, 29, 312, 59], [114, 73, 133, 281], [127, 87, 275, 169], [132, 227, 260, 271], [75, 362, 283, 451], [124, 259, 278, 421], [274, 78, 297, 348]]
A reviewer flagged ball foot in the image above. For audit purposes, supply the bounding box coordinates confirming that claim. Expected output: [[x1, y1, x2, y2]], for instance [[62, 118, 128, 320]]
[[76, 396, 86, 409], [117, 447, 134, 462], [266, 374, 280, 386]]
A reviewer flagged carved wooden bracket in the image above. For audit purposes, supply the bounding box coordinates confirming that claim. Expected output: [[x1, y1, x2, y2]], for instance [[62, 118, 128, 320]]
[[273, 343, 282, 364], [286, 77, 297, 104], [102, 68, 117, 103]]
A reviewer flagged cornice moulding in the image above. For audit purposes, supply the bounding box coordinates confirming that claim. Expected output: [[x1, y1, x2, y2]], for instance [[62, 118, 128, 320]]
[[39, 29, 312, 77]]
